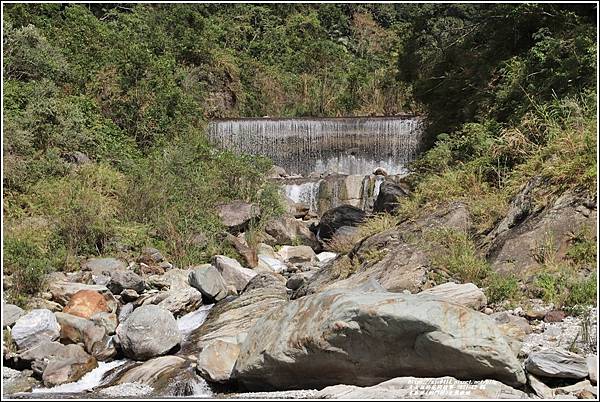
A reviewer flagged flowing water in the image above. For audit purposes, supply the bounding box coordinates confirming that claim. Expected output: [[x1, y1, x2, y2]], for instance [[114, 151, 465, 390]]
[[31, 360, 129, 394], [207, 116, 423, 176]]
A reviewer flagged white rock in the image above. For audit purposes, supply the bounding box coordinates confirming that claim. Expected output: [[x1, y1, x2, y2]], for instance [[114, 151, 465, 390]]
[[276, 245, 316, 264], [419, 282, 487, 310], [11, 309, 61, 350], [316, 252, 337, 263], [257, 255, 287, 274], [587, 355, 597, 384]]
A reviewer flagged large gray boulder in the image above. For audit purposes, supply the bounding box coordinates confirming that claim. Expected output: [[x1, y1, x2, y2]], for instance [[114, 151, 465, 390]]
[[525, 348, 589, 379], [189, 265, 228, 302], [232, 289, 526, 390], [316, 376, 527, 399], [116, 305, 181, 360], [212, 255, 257, 292], [11, 309, 61, 350], [2, 303, 25, 328]]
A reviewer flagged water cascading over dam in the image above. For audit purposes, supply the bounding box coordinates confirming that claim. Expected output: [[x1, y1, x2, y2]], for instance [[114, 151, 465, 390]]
[[207, 116, 423, 176], [207, 116, 424, 214]]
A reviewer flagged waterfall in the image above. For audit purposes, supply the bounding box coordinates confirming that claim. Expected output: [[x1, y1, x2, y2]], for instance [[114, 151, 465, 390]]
[[283, 179, 323, 213], [207, 116, 423, 176]]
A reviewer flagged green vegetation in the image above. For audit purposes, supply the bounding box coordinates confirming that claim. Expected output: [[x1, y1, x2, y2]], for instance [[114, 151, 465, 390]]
[[422, 228, 522, 304]]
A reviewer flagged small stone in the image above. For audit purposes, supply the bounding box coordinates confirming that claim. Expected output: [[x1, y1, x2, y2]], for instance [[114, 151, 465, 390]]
[[120, 289, 140, 303], [484, 308, 494, 315], [544, 310, 566, 323]]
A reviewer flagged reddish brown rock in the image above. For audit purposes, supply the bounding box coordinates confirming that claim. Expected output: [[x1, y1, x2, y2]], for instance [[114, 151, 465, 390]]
[[544, 310, 566, 323], [63, 290, 110, 319]]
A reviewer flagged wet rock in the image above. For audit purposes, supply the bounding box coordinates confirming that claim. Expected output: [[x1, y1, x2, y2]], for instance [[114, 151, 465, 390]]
[[217, 201, 261, 233], [266, 165, 287, 179], [189, 265, 228, 302], [276, 245, 316, 264], [419, 282, 487, 310], [232, 288, 525, 390], [157, 287, 203, 318], [12, 309, 61, 350], [525, 348, 588, 379], [213, 255, 257, 292], [313, 205, 367, 241], [63, 290, 111, 319], [196, 339, 240, 382], [117, 355, 186, 387], [116, 305, 181, 360], [3, 303, 24, 328], [107, 270, 145, 295], [316, 376, 527, 399]]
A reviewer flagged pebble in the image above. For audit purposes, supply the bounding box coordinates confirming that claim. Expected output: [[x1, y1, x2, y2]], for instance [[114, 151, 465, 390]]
[[225, 390, 318, 399], [99, 383, 153, 397], [521, 308, 597, 357]]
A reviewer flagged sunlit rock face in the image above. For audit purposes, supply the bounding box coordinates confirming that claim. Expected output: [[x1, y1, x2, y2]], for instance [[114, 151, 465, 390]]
[[207, 116, 424, 176]]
